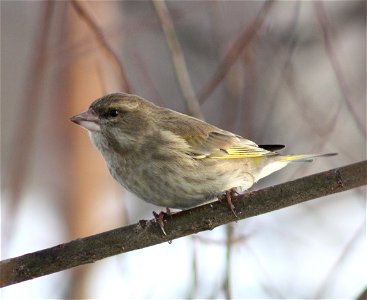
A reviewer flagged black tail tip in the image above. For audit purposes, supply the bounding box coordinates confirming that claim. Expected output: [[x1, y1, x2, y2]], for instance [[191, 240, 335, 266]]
[[259, 144, 286, 151], [323, 153, 338, 157]]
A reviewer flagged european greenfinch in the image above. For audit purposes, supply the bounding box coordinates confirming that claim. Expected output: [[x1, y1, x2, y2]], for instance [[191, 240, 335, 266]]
[[71, 93, 336, 211]]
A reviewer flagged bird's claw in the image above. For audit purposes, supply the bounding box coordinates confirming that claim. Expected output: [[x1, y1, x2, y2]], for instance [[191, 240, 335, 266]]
[[152, 211, 167, 235], [219, 190, 239, 219]]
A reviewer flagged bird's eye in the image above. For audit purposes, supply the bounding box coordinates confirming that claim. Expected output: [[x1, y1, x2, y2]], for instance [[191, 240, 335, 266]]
[[108, 109, 119, 118]]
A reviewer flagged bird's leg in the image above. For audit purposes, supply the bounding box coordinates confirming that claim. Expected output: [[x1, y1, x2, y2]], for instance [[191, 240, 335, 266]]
[[152, 207, 178, 235], [219, 189, 239, 219], [226, 190, 239, 219], [152, 211, 167, 235]]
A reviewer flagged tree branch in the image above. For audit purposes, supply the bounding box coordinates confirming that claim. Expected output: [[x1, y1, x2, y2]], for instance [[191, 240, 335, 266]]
[[70, 0, 131, 92], [1, 161, 366, 287], [152, 0, 203, 119], [313, 1, 366, 137], [198, 0, 274, 104]]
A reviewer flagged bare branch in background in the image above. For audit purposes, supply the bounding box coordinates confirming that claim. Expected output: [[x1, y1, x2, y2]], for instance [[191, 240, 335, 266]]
[[313, 2, 366, 137], [193, 233, 249, 246], [128, 40, 163, 101], [223, 224, 234, 299], [286, 70, 342, 140], [4, 1, 54, 242], [258, 1, 301, 139], [1, 160, 366, 288], [356, 287, 367, 300], [152, 0, 203, 119], [246, 245, 284, 298], [186, 240, 198, 299], [315, 221, 365, 298], [209, 1, 245, 132], [70, 0, 131, 92], [198, 0, 274, 104]]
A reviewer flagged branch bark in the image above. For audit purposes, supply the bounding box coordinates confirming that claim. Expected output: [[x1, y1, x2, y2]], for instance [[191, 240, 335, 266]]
[[1, 161, 366, 287]]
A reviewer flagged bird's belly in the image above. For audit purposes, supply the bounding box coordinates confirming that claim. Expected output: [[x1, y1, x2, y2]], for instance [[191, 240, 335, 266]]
[[109, 158, 255, 209]]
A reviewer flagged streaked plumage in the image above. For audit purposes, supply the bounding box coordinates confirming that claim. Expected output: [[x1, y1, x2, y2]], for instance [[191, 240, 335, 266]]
[[71, 93, 336, 209]]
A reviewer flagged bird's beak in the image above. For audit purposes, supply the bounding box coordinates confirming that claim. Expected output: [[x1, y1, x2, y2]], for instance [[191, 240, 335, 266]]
[[70, 108, 101, 132]]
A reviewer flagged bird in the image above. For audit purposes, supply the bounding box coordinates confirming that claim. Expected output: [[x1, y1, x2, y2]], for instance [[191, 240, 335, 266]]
[[70, 92, 336, 216]]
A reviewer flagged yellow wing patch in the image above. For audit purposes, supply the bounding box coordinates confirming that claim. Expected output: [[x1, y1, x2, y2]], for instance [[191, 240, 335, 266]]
[[198, 146, 273, 159]]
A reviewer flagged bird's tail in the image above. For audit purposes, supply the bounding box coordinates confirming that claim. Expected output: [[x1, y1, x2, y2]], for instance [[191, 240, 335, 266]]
[[279, 153, 337, 163]]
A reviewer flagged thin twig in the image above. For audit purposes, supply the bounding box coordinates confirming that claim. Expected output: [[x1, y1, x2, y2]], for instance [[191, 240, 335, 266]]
[[315, 221, 365, 298], [223, 224, 233, 299], [152, 0, 203, 119], [356, 287, 367, 300], [1, 161, 366, 287], [313, 2, 366, 137], [246, 245, 284, 298], [258, 1, 301, 140], [4, 1, 54, 243], [186, 239, 198, 299], [70, 0, 131, 92], [198, 0, 275, 104], [209, 1, 245, 132], [193, 233, 249, 246]]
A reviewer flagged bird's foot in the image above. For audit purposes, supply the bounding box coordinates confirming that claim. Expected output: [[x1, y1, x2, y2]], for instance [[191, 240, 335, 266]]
[[152, 211, 167, 235], [219, 189, 239, 219], [152, 207, 175, 235]]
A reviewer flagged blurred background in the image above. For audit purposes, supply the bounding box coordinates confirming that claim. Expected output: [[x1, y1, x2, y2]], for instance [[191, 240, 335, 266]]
[[1, 1, 366, 298]]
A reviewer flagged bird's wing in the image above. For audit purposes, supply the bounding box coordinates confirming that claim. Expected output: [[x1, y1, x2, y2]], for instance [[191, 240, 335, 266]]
[[160, 109, 277, 159], [185, 130, 276, 159]]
